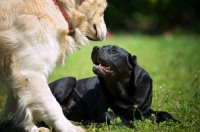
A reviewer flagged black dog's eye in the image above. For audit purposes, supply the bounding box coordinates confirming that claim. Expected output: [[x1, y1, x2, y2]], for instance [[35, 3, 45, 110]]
[[111, 48, 117, 54]]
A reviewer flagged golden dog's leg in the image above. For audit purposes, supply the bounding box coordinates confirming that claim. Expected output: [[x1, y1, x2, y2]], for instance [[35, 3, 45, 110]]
[[15, 74, 85, 132], [5, 55, 51, 132], [4, 55, 85, 132], [0, 59, 85, 132], [0, 55, 34, 131]]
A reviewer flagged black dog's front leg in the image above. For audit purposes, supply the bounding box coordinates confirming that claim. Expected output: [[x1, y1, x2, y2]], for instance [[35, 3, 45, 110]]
[[134, 83, 179, 123], [101, 111, 135, 128]]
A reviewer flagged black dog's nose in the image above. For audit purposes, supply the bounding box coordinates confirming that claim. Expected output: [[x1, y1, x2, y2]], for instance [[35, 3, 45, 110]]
[[93, 46, 101, 52]]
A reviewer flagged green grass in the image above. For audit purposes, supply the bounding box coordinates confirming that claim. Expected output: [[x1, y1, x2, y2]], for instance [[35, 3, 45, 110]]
[[0, 33, 200, 131]]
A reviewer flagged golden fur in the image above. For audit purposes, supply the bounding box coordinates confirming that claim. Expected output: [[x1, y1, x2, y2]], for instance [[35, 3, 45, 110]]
[[0, 0, 107, 131]]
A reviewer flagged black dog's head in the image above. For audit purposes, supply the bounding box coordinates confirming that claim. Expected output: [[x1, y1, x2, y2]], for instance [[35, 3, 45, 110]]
[[91, 45, 137, 80]]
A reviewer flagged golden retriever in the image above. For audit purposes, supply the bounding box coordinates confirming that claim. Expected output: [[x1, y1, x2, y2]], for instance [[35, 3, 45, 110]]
[[0, 0, 107, 131]]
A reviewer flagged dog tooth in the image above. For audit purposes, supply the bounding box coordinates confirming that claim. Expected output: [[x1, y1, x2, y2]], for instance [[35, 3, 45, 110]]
[[106, 66, 111, 70], [99, 63, 101, 67]]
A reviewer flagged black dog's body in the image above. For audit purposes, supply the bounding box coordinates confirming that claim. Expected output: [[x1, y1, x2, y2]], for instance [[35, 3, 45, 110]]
[[49, 45, 177, 127], [50, 77, 107, 124]]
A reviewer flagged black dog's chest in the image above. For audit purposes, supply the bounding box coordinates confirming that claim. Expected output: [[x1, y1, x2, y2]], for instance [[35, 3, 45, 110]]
[[104, 91, 134, 112], [106, 84, 118, 96]]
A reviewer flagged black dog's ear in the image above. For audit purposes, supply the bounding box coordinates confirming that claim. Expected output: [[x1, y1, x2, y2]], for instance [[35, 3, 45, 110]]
[[129, 54, 138, 66]]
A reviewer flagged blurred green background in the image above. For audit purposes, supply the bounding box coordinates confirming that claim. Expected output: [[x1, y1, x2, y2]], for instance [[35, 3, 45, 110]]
[[105, 0, 200, 33]]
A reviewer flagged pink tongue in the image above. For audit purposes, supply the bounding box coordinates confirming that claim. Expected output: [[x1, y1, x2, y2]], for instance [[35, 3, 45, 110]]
[[99, 65, 112, 73], [99, 65, 106, 71]]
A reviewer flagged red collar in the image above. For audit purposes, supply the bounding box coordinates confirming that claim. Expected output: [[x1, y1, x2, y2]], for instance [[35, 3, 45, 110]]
[[53, 0, 70, 30]]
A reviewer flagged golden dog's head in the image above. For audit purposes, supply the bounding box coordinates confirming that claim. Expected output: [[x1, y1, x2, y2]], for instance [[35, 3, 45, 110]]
[[80, 0, 107, 41], [63, 0, 107, 44]]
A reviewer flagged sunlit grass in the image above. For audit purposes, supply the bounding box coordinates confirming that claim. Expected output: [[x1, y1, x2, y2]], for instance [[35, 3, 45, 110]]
[[0, 33, 200, 131]]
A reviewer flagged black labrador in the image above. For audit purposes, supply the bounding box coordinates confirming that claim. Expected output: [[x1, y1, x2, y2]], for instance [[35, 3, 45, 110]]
[[49, 45, 178, 128]]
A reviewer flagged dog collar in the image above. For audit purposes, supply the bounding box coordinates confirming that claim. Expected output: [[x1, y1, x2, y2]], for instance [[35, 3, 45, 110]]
[[52, 0, 71, 30]]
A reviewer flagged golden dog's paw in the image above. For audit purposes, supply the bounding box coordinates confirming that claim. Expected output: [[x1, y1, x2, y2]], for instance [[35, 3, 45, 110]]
[[34, 127, 51, 132]]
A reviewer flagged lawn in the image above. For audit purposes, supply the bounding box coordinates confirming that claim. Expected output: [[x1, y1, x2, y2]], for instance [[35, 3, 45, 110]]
[[0, 33, 200, 131]]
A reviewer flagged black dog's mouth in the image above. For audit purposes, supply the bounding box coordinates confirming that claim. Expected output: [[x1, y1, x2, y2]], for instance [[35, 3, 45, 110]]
[[93, 56, 113, 74]]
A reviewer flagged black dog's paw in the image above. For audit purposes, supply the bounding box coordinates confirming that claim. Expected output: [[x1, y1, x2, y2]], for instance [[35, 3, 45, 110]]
[[155, 111, 180, 123], [119, 121, 135, 129], [103, 111, 135, 129]]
